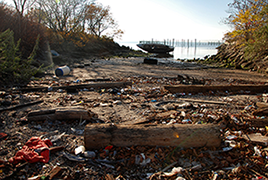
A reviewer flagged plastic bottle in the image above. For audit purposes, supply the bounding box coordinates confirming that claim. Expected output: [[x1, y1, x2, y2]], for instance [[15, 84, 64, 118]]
[[83, 151, 96, 158]]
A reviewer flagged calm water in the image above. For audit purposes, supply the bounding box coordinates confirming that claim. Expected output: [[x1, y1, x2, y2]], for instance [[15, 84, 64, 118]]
[[118, 41, 218, 59]]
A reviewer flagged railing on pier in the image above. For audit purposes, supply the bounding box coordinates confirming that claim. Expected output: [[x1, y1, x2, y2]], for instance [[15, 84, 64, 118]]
[[139, 39, 223, 47]]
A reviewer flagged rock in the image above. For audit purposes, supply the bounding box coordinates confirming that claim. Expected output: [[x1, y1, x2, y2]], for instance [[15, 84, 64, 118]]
[[144, 57, 158, 65]]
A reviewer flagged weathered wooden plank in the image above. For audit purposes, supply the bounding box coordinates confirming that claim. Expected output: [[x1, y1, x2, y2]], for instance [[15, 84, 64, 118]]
[[242, 133, 268, 145], [0, 100, 43, 112], [27, 114, 56, 122], [55, 108, 93, 121], [28, 109, 56, 117], [20, 81, 132, 92], [164, 85, 268, 94], [84, 124, 221, 150], [252, 102, 268, 116], [245, 118, 268, 127], [27, 106, 94, 121]]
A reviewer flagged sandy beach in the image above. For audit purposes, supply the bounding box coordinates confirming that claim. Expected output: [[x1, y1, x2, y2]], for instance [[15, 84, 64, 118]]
[[1, 57, 268, 179]]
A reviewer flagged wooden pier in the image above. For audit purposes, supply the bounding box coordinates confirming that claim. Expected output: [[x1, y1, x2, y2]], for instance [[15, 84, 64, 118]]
[[139, 39, 223, 48]]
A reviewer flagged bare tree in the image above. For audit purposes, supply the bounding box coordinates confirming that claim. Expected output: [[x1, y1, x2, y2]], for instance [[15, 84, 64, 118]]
[[37, 0, 94, 33], [13, 0, 37, 16], [85, 3, 123, 38]]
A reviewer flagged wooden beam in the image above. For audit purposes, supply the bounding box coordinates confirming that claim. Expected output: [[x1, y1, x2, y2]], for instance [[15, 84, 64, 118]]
[[253, 102, 268, 116], [19, 81, 132, 92], [164, 85, 268, 94], [27, 106, 95, 122], [0, 100, 43, 112], [245, 118, 268, 127], [84, 124, 221, 150]]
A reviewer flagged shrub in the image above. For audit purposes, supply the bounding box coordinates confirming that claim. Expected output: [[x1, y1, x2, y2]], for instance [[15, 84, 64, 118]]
[[0, 3, 46, 59], [0, 29, 41, 87]]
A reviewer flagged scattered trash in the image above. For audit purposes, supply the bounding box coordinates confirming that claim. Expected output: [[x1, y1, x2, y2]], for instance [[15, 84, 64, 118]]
[[0, 132, 7, 140], [1, 58, 268, 179], [51, 50, 60, 56], [71, 128, 84, 135], [75, 145, 85, 155], [9, 137, 52, 164], [83, 151, 96, 158], [55, 65, 71, 76], [62, 151, 86, 162], [164, 167, 184, 177], [50, 132, 65, 143]]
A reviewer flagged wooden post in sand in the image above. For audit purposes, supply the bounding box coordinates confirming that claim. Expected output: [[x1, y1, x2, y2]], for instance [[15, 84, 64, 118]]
[[84, 124, 221, 150]]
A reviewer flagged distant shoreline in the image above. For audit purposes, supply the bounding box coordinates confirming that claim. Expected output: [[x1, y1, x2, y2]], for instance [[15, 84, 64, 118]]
[[117, 41, 218, 59]]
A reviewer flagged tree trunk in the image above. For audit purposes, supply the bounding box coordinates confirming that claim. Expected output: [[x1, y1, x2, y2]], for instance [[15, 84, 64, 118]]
[[84, 124, 221, 150]]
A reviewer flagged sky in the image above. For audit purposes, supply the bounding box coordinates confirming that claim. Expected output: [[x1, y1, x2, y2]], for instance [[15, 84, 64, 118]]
[[3, 0, 233, 43], [97, 0, 233, 43]]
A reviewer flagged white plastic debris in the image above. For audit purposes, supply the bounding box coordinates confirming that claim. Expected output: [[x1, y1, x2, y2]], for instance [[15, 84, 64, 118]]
[[75, 145, 85, 155]]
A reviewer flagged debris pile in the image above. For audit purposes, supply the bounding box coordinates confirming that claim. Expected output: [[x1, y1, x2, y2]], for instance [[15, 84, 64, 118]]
[[1, 58, 268, 179]]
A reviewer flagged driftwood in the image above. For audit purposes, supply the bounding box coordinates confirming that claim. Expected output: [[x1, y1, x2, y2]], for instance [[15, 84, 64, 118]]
[[84, 78, 111, 82], [55, 108, 93, 121], [245, 101, 268, 125], [20, 81, 132, 92], [242, 133, 268, 145], [245, 118, 268, 127], [256, 102, 268, 109], [0, 100, 43, 112], [120, 117, 149, 125], [253, 102, 268, 116], [84, 124, 221, 150], [28, 106, 95, 121], [164, 84, 268, 94], [178, 98, 228, 105]]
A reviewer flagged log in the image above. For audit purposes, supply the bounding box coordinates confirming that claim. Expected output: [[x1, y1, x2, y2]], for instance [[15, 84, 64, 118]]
[[253, 109, 268, 116], [164, 84, 268, 94], [120, 117, 149, 125], [20, 81, 132, 92], [55, 108, 93, 121], [245, 118, 268, 127], [253, 102, 268, 116], [256, 102, 268, 109], [27, 106, 95, 121], [178, 98, 228, 105], [0, 100, 43, 112], [242, 133, 268, 145], [27, 114, 56, 122], [28, 109, 56, 117], [84, 78, 111, 82], [84, 124, 221, 150]]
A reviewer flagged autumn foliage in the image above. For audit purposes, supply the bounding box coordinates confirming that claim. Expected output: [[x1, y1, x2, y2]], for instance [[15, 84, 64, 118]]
[[226, 1, 268, 58], [225, 0, 267, 45], [206, 0, 268, 72]]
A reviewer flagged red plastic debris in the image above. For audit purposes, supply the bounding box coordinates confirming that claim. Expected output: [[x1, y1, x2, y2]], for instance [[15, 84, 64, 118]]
[[9, 137, 52, 164], [105, 145, 113, 151], [0, 132, 7, 140]]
